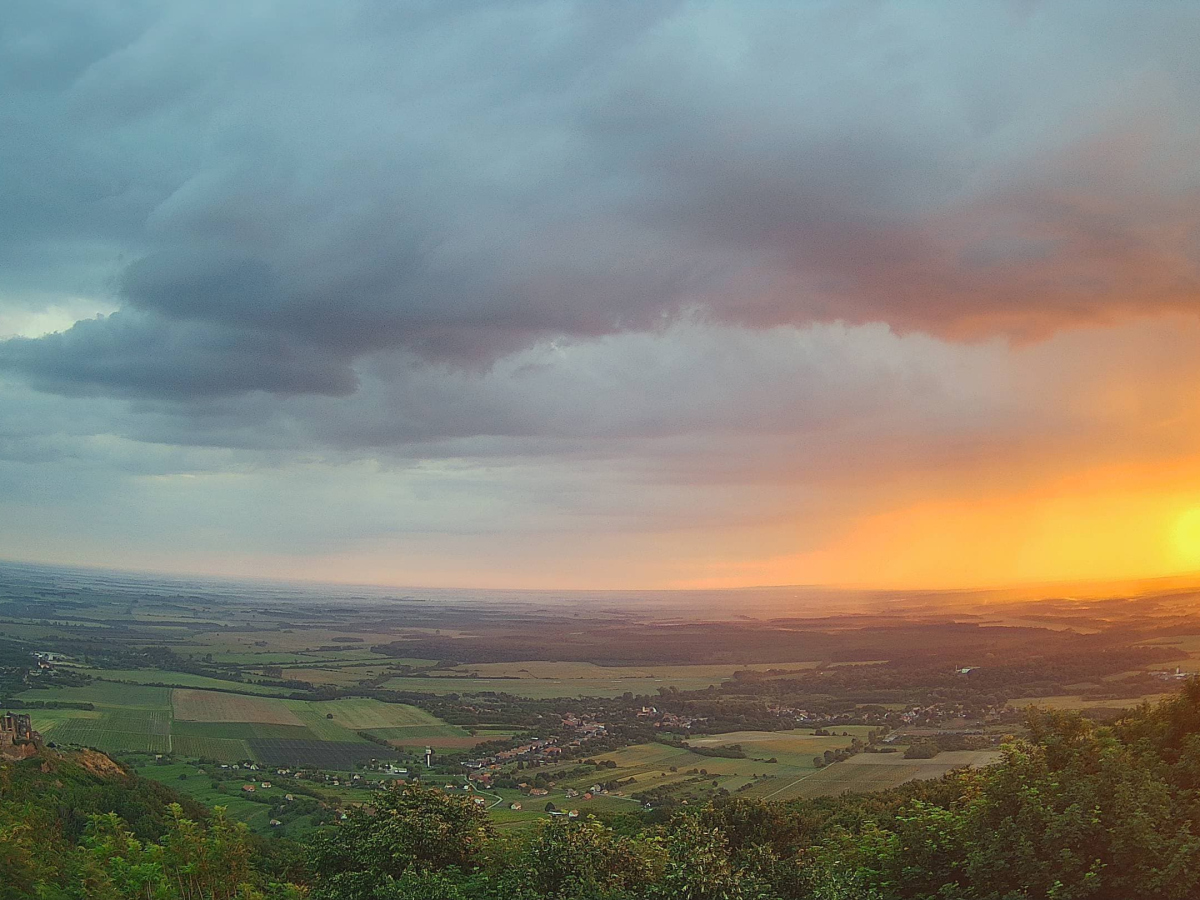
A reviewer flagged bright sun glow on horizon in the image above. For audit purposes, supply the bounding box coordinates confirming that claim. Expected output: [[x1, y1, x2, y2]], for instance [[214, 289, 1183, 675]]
[[1173, 508, 1200, 568]]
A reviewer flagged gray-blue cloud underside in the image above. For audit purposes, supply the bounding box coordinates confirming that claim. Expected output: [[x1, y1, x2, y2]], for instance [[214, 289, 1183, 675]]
[[1, 0, 1198, 436]]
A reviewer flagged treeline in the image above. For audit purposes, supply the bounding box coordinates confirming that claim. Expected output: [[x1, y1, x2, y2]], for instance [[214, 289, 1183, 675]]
[[3, 698, 95, 710], [655, 737, 747, 759]]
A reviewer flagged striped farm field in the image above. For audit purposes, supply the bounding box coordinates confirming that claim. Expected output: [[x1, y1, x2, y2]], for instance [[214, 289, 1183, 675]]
[[26, 707, 104, 734], [172, 689, 304, 725], [171, 720, 315, 741], [17, 683, 175, 755], [171, 734, 252, 762], [247, 738, 399, 768], [46, 715, 171, 754]]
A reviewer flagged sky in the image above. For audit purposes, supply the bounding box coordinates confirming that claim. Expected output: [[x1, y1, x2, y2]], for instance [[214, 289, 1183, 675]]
[[3, 0, 1200, 591]]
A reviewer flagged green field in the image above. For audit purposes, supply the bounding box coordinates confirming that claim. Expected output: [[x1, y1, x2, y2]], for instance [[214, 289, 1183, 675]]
[[171, 734, 252, 761], [21, 683, 174, 754], [44, 713, 172, 754], [285, 702, 369, 742], [687, 729, 873, 768], [316, 697, 444, 730], [21, 682, 172, 709], [132, 759, 336, 837]]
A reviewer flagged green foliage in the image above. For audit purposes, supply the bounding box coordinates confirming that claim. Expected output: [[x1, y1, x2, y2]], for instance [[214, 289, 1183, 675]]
[[902, 739, 940, 759], [0, 754, 302, 899], [499, 816, 658, 899], [308, 784, 494, 900], [654, 815, 763, 900]]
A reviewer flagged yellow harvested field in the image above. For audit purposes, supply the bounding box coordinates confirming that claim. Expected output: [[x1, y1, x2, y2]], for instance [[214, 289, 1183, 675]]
[[172, 689, 304, 725]]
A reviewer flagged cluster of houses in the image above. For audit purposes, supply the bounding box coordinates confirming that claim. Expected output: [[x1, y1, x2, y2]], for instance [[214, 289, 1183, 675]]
[[634, 706, 708, 730], [463, 735, 565, 778], [25, 651, 72, 683], [462, 713, 625, 783]]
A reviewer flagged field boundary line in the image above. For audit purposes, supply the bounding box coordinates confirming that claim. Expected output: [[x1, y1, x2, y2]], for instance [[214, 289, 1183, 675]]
[[761, 766, 823, 800]]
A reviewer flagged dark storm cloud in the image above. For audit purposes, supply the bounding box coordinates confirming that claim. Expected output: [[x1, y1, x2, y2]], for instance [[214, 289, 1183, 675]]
[[0, 311, 356, 398], [1, 0, 1198, 404]]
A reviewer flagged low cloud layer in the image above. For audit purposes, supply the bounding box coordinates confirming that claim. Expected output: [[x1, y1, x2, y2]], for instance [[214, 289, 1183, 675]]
[[2, 2, 1199, 586]]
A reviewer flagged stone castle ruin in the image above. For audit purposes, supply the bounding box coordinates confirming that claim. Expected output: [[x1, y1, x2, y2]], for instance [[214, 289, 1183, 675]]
[[0, 712, 40, 759]]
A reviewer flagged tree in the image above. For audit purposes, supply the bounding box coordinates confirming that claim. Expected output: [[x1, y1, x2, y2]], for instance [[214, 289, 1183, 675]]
[[309, 785, 493, 900], [500, 817, 657, 899], [654, 815, 762, 900]]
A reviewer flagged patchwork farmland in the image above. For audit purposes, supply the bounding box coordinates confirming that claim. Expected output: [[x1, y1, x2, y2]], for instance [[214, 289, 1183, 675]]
[[18, 683, 486, 767]]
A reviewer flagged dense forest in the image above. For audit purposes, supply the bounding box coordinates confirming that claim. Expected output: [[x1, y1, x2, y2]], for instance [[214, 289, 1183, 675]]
[[6, 682, 1200, 899]]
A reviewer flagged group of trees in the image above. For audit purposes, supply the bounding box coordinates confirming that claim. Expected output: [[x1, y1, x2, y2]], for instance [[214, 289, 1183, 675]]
[[9, 682, 1200, 898]]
